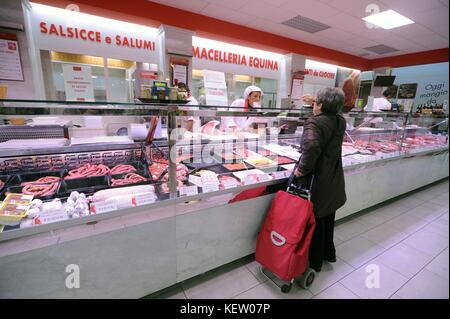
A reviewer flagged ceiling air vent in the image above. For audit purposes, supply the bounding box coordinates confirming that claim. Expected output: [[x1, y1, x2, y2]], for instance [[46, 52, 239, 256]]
[[281, 15, 331, 33], [358, 53, 371, 57], [363, 45, 400, 54]]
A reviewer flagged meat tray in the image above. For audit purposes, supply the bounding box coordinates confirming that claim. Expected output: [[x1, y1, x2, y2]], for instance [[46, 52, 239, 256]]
[[5, 183, 61, 201], [109, 161, 149, 179], [58, 175, 110, 197], [11, 170, 64, 186]]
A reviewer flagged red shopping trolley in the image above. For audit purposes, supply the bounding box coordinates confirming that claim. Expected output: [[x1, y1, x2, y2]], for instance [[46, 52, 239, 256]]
[[255, 164, 316, 293]]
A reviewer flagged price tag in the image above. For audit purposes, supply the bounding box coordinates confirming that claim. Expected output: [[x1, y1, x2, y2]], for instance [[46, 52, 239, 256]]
[[202, 182, 219, 193], [179, 185, 198, 197], [90, 200, 118, 214], [39, 210, 69, 224], [242, 176, 258, 185], [189, 175, 203, 187], [257, 174, 272, 182], [221, 178, 239, 189], [132, 193, 157, 207], [272, 171, 288, 179]]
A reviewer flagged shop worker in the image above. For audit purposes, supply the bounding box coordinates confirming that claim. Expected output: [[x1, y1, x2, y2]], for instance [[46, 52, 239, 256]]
[[365, 88, 392, 112], [222, 85, 263, 131], [295, 87, 347, 272], [177, 82, 199, 132]]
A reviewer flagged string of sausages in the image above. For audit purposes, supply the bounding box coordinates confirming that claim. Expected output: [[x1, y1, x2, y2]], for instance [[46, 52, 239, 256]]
[[111, 173, 147, 186], [20, 176, 61, 197], [65, 164, 110, 179], [110, 164, 137, 175]]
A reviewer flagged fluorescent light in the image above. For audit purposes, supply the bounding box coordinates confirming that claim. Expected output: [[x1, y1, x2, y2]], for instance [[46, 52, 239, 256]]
[[362, 9, 414, 30]]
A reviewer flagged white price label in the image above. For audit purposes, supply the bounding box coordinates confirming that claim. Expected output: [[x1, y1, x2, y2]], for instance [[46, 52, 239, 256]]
[[132, 193, 157, 207], [243, 176, 258, 185], [272, 171, 288, 179], [90, 200, 118, 214], [202, 182, 219, 193], [221, 179, 239, 189], [39, 210, 69, 224], [179, 185, 199, 197], [189, 175, 203, 187], [257, 174, 272, 182]]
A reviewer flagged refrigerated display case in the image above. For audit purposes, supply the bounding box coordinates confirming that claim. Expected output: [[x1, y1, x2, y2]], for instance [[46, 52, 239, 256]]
[[0, 99, 448, 298]]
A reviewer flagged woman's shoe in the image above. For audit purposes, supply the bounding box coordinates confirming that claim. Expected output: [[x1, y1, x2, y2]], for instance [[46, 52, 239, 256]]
[[326, 256, 337, 263]]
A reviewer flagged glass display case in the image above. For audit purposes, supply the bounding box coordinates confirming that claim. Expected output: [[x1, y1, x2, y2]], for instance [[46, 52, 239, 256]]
[[0, 99, 448, 240]]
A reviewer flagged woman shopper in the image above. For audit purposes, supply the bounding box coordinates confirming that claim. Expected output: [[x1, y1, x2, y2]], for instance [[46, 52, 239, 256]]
[[295, 87, 347, 272]]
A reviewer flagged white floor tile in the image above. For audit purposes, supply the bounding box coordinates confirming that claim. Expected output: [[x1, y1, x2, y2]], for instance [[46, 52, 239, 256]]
[[385, 213, 428, 235], [414, 189, 442, 201], [313, 282, 360, 299], [356, 211, 394, 228], [336, 236, 385, 269], [308, 257, 355, 295], [334, 220, 372, 242], [431, 194, 450, 208], [407, 202, 448, 222], [422, 221, 449, 239], [402, 228, 449, 257], [361, 223, 409, 249], [425, 251, 449, 280], [392, 196, 426, 209], [245, 260, 268, 284], [233, 281, 313, 299], [396, 269, 449, 299], [182, 265, 260, 299], [375, 203, 410, 219], [374, 243, 434, 279], [340, 261, 409, 299]]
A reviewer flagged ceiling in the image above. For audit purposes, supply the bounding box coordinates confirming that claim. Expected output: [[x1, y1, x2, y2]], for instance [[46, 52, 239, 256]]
[[148, 0, 449, 59]]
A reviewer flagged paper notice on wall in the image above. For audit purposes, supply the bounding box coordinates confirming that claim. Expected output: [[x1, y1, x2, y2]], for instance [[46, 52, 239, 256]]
[[205, 87, 228, 106], [203, 69, 227, 89], [62, 64, 95, 101], [173, 64, 187, 86], [0, 39, 24, 81], [291, 78, 304, 100]]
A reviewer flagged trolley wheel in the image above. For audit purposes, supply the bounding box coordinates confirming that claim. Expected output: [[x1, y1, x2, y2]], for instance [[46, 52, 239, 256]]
[[281, 283, 292, 293], [298, 268, 316, 289]]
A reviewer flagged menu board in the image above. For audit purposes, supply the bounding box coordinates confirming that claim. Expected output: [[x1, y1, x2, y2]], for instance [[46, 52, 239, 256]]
[[0, 38, 24, 81]]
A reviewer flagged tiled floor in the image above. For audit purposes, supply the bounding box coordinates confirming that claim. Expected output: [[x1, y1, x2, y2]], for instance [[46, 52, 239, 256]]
[[147, 179, 449, 299]]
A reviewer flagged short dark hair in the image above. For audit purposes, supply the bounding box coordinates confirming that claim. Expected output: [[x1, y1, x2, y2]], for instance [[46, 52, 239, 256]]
[[177, 82, 190, 92], [382, 89, 391, 98], [316, 87, 345, 114]]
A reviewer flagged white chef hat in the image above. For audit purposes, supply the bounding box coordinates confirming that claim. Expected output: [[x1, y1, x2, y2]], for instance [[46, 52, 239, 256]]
[[243, 85, 264, 100]]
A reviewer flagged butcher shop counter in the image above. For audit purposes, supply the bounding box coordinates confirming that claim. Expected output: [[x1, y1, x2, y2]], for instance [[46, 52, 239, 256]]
[[0, 100, 448, 298]]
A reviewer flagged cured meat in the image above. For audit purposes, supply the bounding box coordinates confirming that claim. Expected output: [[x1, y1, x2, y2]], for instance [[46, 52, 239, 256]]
[[65, 164, 110, 179], [160, 180, 184, 193], [110, 164, 137, 175], [22, 182, 58, 197], [275, 156, 296, 165], [149, 162, 168, 180], [218, 175, 240, 189], [111, 173, 147, 186], [21, 176, 61, 186], [223, 163, 247, 171]]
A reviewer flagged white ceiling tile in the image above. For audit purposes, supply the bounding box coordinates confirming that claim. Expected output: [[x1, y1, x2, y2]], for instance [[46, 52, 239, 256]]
[[440, 0, 449, 7], [326, 13, 392, 40], [239, 0, 295, 23], [328, 0, 389, 18], [279, 0, 340, 21], [409, 8, 450, 28], [315, 28, 357, 41], [412, 35, 449, 49], [390, 23, 437, 40], [149, 0, 209, 13], [204, 0, 247, 10], [433, 23, 450, 39], [379, 0, 444, 16], [246, 18, 296, 36], [259, 0, 292, 7], [346, 36, 380, 49], [200, 4, 256, 26], [378, 34, 423, 51]]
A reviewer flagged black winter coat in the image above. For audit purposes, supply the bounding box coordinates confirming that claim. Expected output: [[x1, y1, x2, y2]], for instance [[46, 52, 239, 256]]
[[297, 113, 347, 218]]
